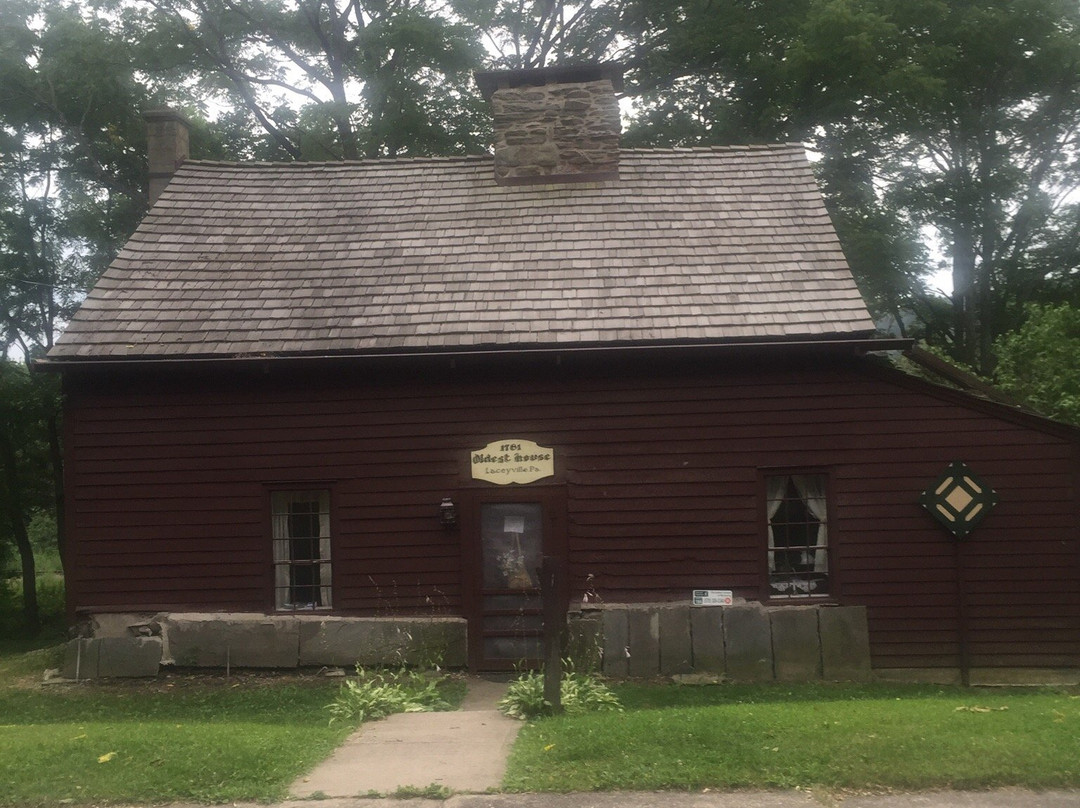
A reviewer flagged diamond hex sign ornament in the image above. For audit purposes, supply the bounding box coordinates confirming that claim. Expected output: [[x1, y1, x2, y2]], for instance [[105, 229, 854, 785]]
[[919, 461, 999, 539]]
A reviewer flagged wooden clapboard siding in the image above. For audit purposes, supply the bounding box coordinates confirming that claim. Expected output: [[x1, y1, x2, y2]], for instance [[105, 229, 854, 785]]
[[62, 352, 1080, 670]]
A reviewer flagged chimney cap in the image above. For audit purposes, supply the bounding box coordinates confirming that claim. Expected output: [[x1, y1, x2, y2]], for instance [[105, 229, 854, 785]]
[[474, 62, 624, 101], [143, 107, 192, 126]]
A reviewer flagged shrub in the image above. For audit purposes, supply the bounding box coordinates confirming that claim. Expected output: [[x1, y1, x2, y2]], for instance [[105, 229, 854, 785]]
[[499, 668, 622, 720], [327, 664, 450, 724]]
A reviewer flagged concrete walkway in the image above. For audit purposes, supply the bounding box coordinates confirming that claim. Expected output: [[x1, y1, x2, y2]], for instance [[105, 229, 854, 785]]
[[291, 677, 519, 797]]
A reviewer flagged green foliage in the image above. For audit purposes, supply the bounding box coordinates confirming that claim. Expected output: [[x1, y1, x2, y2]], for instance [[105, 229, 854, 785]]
[[0, 575, 65, 640], [505, 681, 1080, 791], [1, 1, 150, 357], [994, 303, 1080, 425], [498, 668, 622, 720], [393, 783, 453, 799], [0, 663, 352, 805], [622, 0, 1080, 371], [327, 664, 451, 725]]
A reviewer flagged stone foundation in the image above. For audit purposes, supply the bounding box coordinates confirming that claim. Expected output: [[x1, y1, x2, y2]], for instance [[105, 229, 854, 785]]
[[571, 602, 873, 682], [63, 612, 467, 679]]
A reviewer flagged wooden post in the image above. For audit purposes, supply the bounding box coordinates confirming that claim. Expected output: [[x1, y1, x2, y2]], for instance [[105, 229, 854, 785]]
[[955, 538, 970, 686], [539, 556, 563, 713]]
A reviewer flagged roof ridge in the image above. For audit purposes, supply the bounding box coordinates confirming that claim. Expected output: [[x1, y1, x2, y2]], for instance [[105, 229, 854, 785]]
[[181, 154, 493, 168], [623, 143, 804, 153], [178, 143, 806, 170]]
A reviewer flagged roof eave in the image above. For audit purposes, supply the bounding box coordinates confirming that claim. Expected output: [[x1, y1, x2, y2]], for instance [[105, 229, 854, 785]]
[[37, 335, 910, 372]]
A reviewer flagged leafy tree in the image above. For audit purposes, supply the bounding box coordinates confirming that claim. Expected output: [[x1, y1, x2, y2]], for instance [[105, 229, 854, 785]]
[[1, 1, 154, 620], [118, 0, 492, 160], [621, 0, 1080, 372], [994, 303, 1080, 425], [0, 361, 56, 628], [456, 0, 625, 69], [1, 0, 149, 356]]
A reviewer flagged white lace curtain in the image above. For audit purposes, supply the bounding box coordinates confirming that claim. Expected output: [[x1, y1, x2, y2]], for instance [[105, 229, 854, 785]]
[[766, 476, 788, 573], [791, 474, 828, 572], [767, 474, 828, 574]]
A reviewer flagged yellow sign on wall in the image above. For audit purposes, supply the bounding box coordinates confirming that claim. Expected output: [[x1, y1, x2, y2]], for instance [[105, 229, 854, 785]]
[[471, 439, 554, 485]]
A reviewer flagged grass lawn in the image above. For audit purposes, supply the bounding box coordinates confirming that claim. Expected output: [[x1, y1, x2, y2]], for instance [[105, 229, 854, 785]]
[[504, 681, 1080, 792], [0, 644, 461, 807]]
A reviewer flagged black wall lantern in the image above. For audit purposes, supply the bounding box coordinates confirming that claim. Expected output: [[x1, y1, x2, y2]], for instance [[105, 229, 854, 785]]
[[440, 497, 458, 530]]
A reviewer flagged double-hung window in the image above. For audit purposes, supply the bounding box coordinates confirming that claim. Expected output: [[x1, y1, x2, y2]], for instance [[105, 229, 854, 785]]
[[766, 473, 829, 598], [271, 490, 332, 610]]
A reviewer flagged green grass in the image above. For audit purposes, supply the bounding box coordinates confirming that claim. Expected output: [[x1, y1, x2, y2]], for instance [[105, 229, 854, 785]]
[[0, 645, 369, 807], [505, 681, 1080, 792]]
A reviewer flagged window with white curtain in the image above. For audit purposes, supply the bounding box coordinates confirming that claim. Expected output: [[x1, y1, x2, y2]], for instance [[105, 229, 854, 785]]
[[271, 490, 332, 610], [766, 474, 828, 598]]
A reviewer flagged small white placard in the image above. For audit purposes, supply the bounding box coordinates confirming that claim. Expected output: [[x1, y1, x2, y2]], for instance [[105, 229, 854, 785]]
[[692, 589, 733, 606], [503, 515, 526, 534]]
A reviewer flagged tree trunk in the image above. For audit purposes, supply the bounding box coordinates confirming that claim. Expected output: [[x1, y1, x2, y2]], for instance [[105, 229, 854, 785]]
[[951, 226, 979, 368], [46, 410, 65, 575], [0, 428, 39, 629]]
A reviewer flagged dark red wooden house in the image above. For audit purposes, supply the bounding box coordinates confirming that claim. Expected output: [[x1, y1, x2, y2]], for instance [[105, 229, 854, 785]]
[[45, 65, 1079, 683]]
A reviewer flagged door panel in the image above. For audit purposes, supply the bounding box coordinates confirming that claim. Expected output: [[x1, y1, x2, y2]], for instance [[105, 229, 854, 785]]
[[463, 488, 565, 670]]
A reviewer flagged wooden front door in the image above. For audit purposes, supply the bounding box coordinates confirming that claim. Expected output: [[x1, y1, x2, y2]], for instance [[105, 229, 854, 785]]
[[463, 488, 566, 670]]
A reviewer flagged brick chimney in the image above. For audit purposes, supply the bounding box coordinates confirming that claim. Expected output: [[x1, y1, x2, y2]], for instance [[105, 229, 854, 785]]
[[475, 63, 623, 185], [144, 109, 191, 206]]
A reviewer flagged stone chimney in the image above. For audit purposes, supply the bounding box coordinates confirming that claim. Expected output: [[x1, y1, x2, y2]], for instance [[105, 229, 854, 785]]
[[144, 109, 191, 206], [475, 63, 623, 185]]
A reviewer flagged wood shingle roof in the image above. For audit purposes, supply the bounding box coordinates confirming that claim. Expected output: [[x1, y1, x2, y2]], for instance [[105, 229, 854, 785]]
[[48, 144, 878, 362]]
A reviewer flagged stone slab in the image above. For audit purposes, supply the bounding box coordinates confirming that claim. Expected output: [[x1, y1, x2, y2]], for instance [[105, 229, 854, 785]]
[[690, 606, 726, 673], [97, 636, 162, 677], [771, 608, 821, 681], [61, 637, 162, 679], [626, 609, 660, 677], [658, 606, 693, 675], [62, 638, 98, 680], [820, 605, 871, 681], [601, 609, 628, 677], [297, 617, 467, 669], [163, 614, 300, 668], [564, 613, 603, 673], [723, 603, 773, 681]]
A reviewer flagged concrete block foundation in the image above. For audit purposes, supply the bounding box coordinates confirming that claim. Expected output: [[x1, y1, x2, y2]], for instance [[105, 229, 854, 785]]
[[74, 612, 467, 678], [62, 636, 162, 679], [574, 602, 874, 682]]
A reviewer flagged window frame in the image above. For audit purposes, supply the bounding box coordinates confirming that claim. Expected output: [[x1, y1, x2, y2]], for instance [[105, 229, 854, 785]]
[[759, 468, 836, 602], [268, 487, 334, 612]]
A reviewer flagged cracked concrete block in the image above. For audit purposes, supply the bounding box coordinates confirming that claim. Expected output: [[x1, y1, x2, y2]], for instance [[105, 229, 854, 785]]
[[723, 603, 773, 681], [820, 606, 871, 681], [771, 607, 822, 681], [627, 609, 660, 678], [89, 613, 158, 638], [601, 608, 629, 677], [62, 638, 98, 680], [97, 637, 162, 677], [659, 606, 693, 675], [62, 637, 161, 679], [690, 607, 725, 673], [164, 614, 300, 668]]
